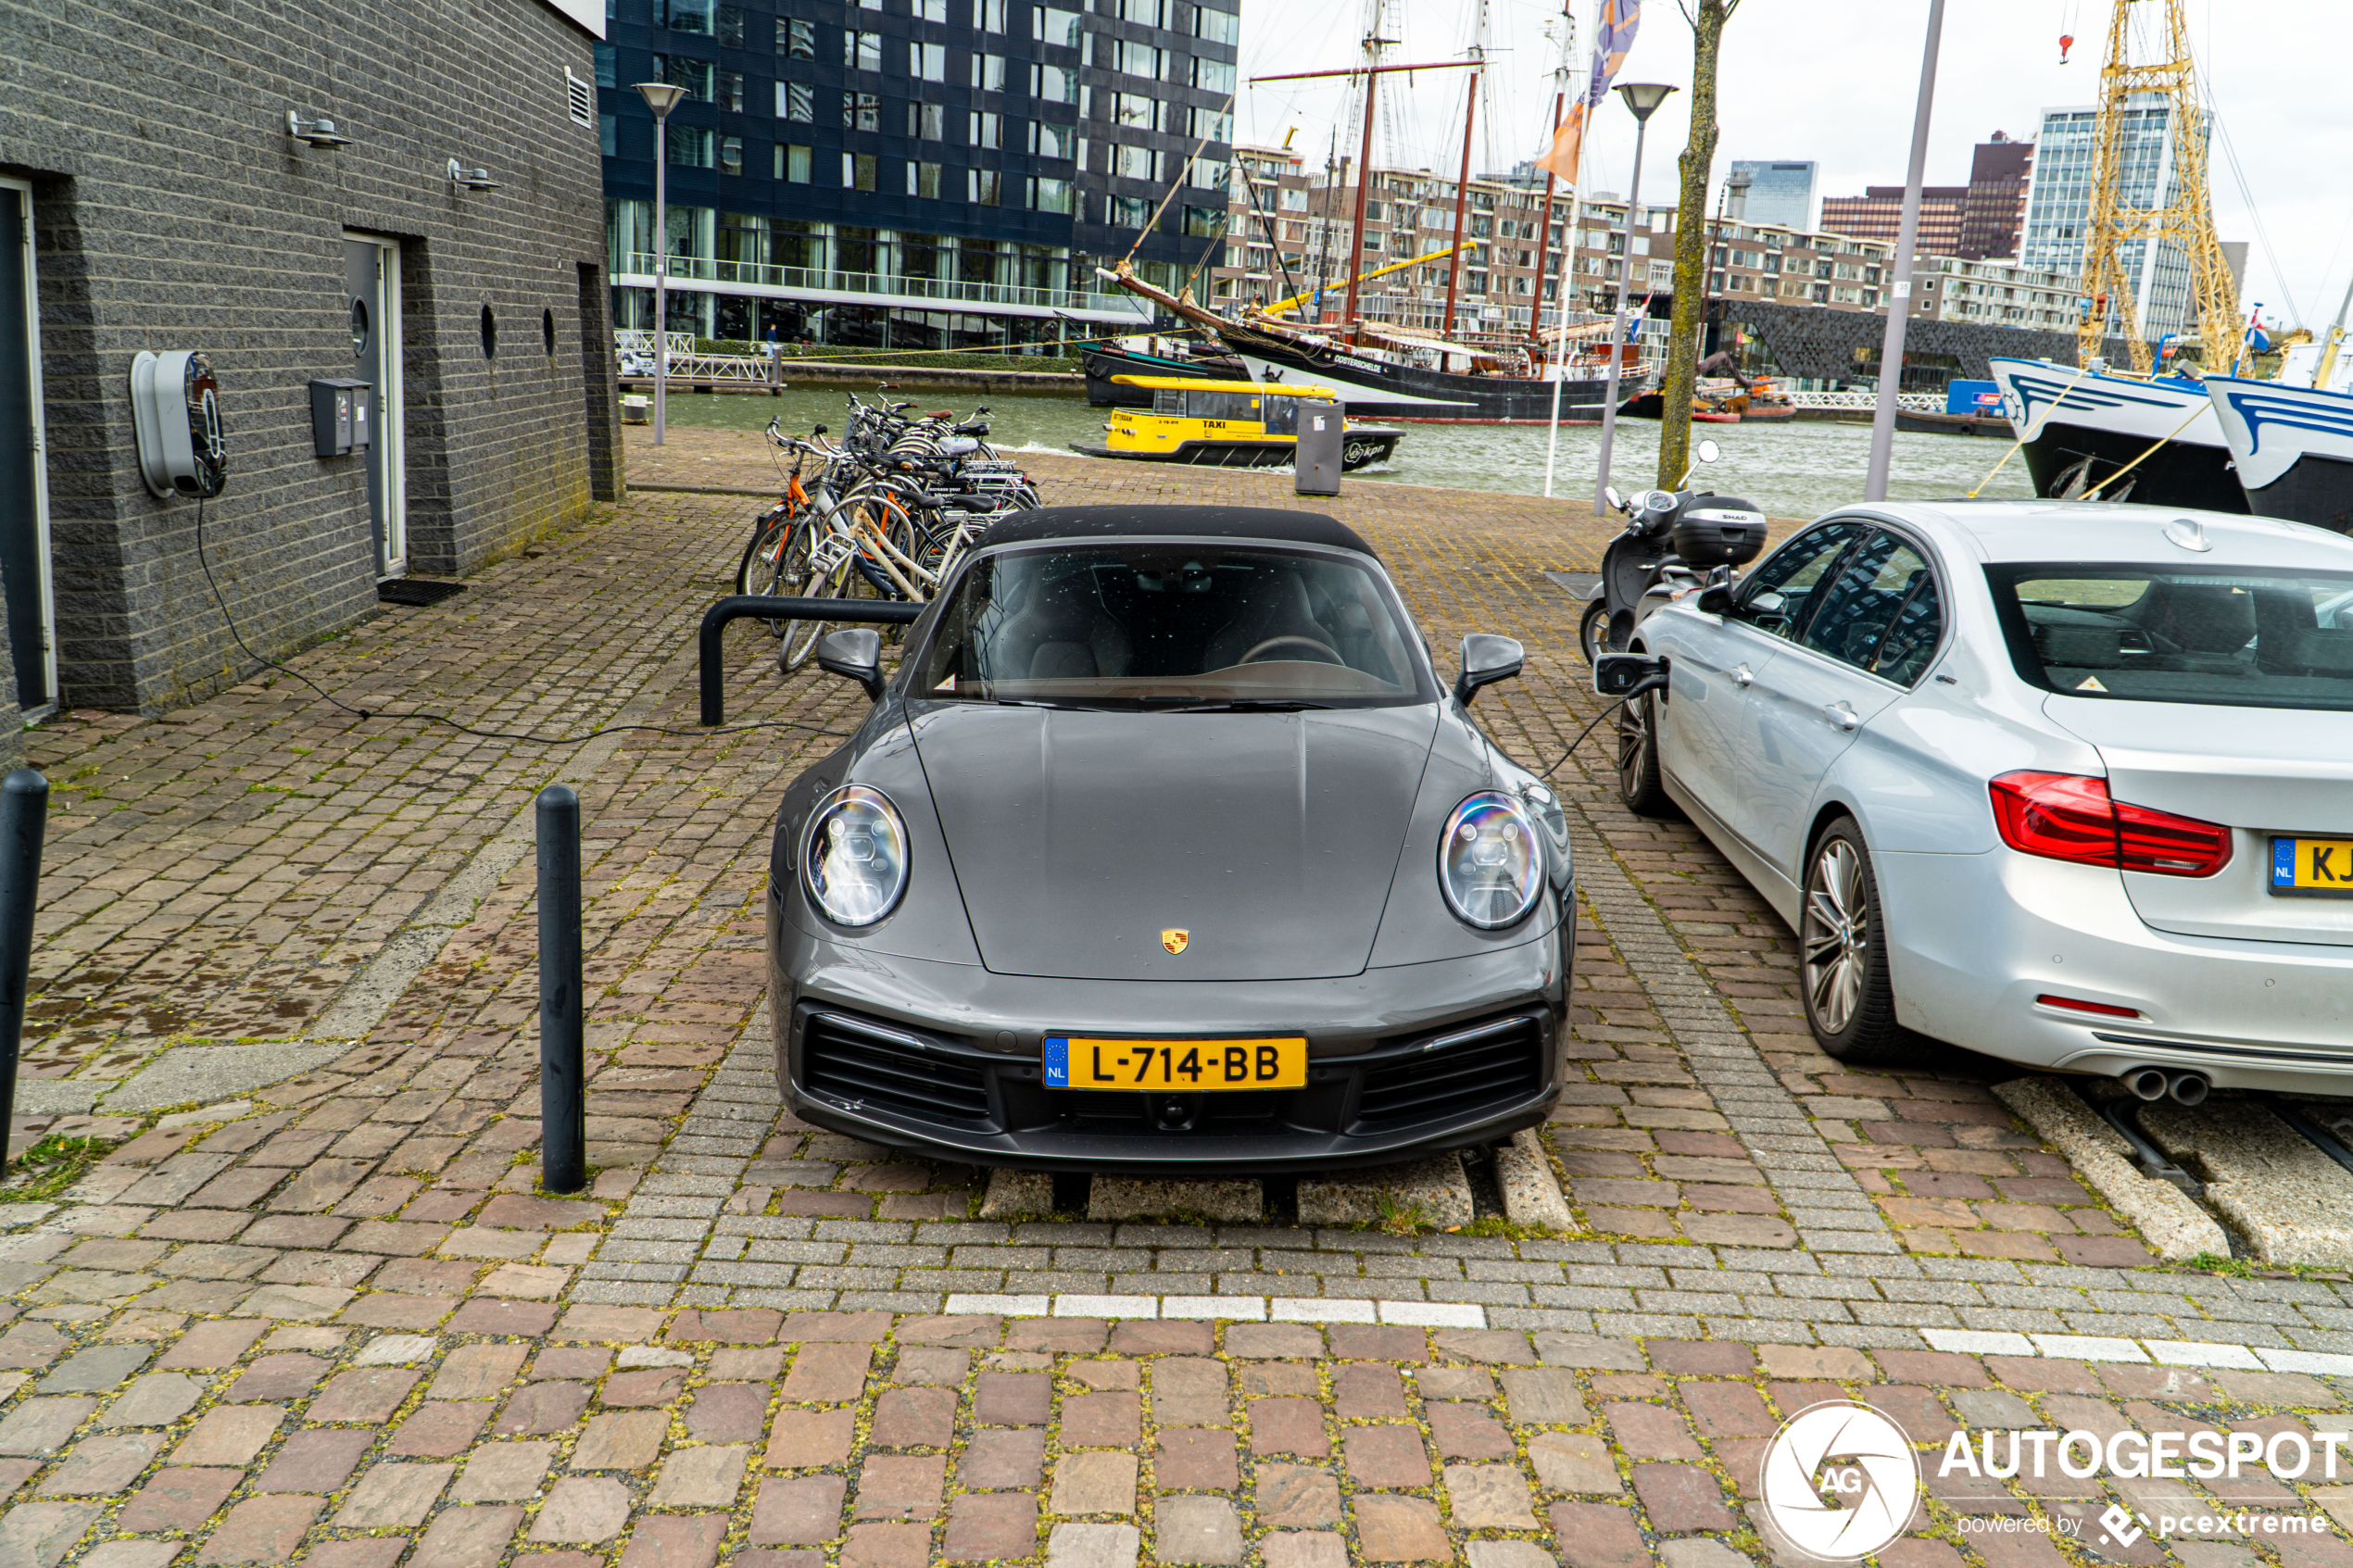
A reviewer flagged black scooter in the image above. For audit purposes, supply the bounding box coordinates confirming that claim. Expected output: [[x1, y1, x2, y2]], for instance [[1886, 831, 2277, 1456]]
[[1576, 439, 1768, 662]]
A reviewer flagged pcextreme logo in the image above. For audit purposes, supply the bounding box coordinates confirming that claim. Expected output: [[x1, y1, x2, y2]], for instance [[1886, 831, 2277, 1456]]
[[1757, 1397, 2343, 1562]]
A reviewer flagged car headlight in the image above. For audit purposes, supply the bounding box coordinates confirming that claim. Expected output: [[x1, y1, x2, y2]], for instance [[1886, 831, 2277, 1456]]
[[1438, 791, 1542, 929], [802, 785, 910, 926]]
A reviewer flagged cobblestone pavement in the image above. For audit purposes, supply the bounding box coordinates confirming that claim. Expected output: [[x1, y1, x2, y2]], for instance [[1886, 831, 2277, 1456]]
[[0, 430, 2350, 1567]]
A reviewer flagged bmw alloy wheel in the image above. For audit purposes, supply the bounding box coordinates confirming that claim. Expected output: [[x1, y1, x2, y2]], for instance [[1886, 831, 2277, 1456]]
[[1802, 835, 1869, 1034]]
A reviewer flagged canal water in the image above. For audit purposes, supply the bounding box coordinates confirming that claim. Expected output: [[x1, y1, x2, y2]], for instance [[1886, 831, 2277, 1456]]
[[648, 383, 2035, 520]]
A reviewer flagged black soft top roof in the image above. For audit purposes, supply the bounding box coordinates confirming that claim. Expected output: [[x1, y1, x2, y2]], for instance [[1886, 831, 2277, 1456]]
[[978, 505, 1377, 558]]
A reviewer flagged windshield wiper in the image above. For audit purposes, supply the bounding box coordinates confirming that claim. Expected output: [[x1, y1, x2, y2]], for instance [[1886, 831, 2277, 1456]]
[[1154, 699, 1336, 712]]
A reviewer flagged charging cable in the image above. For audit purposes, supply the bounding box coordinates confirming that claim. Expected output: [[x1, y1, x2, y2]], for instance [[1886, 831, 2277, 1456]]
[[1536, 696, 1629, 780], [192, 496, 851, 746]]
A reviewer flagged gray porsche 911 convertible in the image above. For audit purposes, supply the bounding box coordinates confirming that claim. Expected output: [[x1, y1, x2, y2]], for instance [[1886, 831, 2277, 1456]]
[[767, 505, 1574, 1173]]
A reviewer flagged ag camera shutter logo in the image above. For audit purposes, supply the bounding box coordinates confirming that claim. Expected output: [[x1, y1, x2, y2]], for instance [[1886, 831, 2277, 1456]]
[[1759, 1401, 1921, 1561]]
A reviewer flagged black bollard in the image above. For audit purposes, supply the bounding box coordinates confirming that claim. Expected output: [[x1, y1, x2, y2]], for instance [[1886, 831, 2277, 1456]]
[[537, 784, 586, 1194], [0, 771, 44, 1176]]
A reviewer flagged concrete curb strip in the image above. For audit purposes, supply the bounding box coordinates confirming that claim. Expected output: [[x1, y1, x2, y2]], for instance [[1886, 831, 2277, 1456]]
[[1296, 1154, 1475, 1229], [2144, 1101, 2353, 1268], [1495, 1127, 1576, 1232], [1991, 1075, 2229, 1262]]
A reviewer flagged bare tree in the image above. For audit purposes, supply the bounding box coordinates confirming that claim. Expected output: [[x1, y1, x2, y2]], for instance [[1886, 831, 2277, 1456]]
[[1656, 0, 1740, 490]]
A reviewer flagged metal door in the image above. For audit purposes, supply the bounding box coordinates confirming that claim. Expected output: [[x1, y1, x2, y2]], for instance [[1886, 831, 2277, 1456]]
[[343, 236, 404, 577], [0, 181, 54, 712]]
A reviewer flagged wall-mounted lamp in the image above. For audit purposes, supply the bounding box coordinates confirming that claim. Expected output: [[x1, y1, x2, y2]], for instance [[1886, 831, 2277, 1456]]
[[447, 159, 501, 192], [286, 110, 354, 149]]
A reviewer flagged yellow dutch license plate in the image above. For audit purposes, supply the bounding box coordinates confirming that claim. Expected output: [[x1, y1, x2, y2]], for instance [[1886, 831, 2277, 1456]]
[[1043, 1035, 1307, 1091], [2271, 836, 2353, 897]]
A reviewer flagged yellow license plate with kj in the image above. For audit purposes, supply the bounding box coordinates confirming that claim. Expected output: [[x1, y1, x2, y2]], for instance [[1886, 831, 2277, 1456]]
[[1043, 1035, 1307, 1091], [2271, 837, 2353, 897]]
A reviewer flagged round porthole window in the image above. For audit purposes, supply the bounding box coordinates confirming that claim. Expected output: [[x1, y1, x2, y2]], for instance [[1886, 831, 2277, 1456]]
[[350, 300, 370, 357], [480, 304, 497, 358], [543, 307, 557, 356]]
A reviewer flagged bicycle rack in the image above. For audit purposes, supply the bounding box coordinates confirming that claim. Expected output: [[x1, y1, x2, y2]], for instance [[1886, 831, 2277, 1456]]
[[698, 595, 924, 725]]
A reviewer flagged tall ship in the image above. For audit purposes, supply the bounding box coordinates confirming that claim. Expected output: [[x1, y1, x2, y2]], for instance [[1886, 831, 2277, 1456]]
[[1105, 5, 1640, 425], [1105, 267, 1628, 422]]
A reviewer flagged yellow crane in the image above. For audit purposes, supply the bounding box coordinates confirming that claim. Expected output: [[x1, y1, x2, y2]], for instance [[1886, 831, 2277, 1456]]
[[1259, 245, 1462, 319], [2076, 0, 2240, 372]]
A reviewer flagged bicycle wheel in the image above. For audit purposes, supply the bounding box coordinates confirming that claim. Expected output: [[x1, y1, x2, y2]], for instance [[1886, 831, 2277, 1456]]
[[736, 514, 787, 590], [779, 543, 849, 673]]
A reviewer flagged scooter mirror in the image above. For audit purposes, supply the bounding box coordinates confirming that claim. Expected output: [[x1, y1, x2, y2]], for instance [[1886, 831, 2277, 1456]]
[[1604, 484, 1625, 512], [1695, 439, 1720, 464]]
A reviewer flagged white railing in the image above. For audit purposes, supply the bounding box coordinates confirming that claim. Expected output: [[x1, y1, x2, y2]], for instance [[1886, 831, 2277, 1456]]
[[1784, 389, 1945, 412], [613, 335, 779, 383], [622, 253, 1145, 317], [616, 331, 698, 357]]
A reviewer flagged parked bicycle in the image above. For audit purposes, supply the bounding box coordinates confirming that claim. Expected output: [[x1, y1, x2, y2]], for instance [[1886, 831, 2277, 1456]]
[[735, 387, 1041, 671]]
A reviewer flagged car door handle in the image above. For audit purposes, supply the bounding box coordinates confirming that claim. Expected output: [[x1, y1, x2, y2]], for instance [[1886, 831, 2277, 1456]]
[[1730, 663, 1754, 686], [1825, 700, 1858, 730]]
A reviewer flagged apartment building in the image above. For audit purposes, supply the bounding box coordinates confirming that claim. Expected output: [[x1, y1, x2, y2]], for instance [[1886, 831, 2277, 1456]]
[[1198, 157, 2086, 392], [597, 0, 1236, 349], [1211, 159, 1906, 340]]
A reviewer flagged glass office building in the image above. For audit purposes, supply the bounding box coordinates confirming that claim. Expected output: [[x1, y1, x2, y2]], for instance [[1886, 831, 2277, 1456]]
[[597, 0, 1236, 348], [1729, 161, 1816, 232], [2020, 98, 2203, 348]]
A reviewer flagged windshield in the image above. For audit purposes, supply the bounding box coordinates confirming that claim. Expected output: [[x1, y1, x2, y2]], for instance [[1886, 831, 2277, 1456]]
[[916, 543, 1430, 707], [1988, 562, 2353, 711]]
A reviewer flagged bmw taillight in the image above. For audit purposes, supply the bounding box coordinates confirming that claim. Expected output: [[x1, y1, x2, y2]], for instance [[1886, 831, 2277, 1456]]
[[1989, 771, 2233, 878]]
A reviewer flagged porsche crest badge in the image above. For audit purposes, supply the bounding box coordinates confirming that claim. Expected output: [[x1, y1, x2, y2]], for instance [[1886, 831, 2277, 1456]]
[[1161, 929, 1189, 955]]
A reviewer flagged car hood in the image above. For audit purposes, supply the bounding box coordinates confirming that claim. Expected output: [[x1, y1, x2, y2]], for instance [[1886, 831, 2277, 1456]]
[[909, 703, 1440, 980]]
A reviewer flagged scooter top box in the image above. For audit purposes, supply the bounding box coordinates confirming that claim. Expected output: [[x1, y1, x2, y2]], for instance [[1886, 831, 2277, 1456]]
[[1669, 500, 1768, 567]]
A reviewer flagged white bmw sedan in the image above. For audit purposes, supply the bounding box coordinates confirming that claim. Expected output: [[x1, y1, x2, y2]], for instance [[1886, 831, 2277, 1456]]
[[1619, 499, 2353, 1091]]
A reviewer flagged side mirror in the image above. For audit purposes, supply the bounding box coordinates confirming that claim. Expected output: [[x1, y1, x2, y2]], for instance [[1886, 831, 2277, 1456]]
[[1604, 484, 1625, 512], [1695, 582, 1737, 616], [1694, 438, 1721, 464], [812, 423, 828, 435], [1453, 633, 1524, 706], [815, 628, 886, 702], [1594, 652, 1669, 701]]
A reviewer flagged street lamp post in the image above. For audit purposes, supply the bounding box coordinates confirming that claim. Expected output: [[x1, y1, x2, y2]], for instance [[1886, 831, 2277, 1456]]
[[1863, 0, 1947, 501], [1593, 82, 1677, 517], [634, 82, 687, 446]]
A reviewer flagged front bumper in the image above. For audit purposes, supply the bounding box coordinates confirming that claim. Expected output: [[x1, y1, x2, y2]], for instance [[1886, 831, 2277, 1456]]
[[768, 892, 1569, 1174], [1877, 847, 2353, 1093]]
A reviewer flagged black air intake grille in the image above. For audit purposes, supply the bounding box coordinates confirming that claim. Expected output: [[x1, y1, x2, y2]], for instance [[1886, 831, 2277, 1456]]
[[1354, 1016, 1544, 1132], [804, 1014, 993, 1125]]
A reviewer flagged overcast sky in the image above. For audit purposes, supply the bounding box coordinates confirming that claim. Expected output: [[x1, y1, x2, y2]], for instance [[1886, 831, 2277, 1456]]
[[1238, 0, 2352, 332]]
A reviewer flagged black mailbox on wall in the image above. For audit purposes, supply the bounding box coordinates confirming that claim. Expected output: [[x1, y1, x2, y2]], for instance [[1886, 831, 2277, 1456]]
[[309, 379, 372, 458]]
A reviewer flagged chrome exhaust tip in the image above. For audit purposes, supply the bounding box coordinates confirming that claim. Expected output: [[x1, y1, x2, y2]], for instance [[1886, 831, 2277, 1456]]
[[2168, 1073, 2210, 1108], [2122, 1068, 2170, 1102]]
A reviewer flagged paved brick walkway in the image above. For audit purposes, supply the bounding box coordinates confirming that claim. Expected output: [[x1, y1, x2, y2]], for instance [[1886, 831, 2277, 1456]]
[[0, 429, 2347, 1567]]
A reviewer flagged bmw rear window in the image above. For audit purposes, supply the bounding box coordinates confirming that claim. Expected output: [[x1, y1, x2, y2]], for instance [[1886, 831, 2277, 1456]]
[[1986, 562, 2353, 710]]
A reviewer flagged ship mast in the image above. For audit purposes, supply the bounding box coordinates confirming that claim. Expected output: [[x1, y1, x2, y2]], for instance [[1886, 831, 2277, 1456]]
[[1252, 43, 1485, 340], [1439, 2, 1487, 341], [1529, 4, 1576, 349], [1345, 2, 1393, 340]]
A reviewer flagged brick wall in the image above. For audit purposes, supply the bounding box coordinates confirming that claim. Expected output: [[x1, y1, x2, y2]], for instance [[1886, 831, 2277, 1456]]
[[0, 0, 617, 712]]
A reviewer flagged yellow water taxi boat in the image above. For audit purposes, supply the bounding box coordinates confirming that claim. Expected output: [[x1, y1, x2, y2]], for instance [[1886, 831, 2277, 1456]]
[[1070, 377, 1404, 470]]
